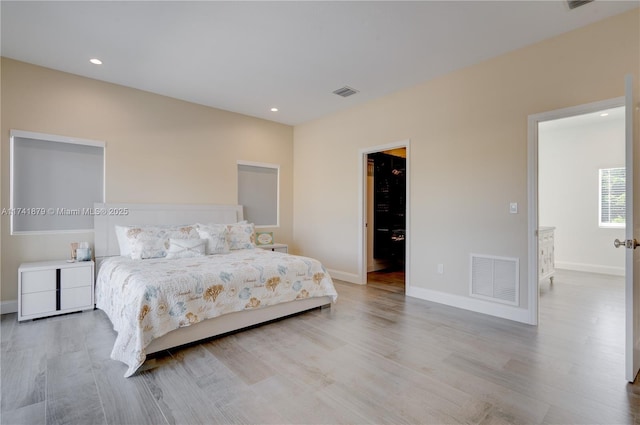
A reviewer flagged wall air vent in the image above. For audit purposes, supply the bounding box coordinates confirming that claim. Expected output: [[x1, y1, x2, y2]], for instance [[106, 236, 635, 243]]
[[333, 86, 359, 98], [567, 0, 593, 9], [470, 254, 519, 306]]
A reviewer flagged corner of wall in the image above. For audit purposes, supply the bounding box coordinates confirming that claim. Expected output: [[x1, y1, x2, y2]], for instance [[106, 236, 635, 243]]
[[326, 269, 364, 285], [1, 300, 18, 315], [406, 286, 534, 325]]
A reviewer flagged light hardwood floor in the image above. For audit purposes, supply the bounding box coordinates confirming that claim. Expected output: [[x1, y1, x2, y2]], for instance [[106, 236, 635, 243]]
[[1, 269, 639, 424], [367, 269, 405, 294]]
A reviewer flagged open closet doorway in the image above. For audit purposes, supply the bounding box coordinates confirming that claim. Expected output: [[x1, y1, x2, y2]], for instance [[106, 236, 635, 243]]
[[366, 147, 407, 293]]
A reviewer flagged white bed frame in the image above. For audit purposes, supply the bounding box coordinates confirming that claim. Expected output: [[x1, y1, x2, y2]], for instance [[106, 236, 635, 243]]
[[93, 203, 332, 356]]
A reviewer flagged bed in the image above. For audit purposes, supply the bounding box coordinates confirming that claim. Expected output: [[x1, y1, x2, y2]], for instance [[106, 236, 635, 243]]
[[94, 203, 337, 377]]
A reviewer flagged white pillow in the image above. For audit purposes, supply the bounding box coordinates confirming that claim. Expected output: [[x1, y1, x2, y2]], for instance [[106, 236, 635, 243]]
[[115, 225, 132, 256], [123, 225, 200, 259], [196, 223, 230, 255], [165, 238, 206, 259], [227, 222, 256, 250]]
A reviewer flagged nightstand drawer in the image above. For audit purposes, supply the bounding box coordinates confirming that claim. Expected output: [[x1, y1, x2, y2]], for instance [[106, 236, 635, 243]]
[[22, 291, 56, 316], [61, 286, 92, 310], [61, 266, 92, 289], [258, 243, 288, 253], [21, 269, 56, 294]]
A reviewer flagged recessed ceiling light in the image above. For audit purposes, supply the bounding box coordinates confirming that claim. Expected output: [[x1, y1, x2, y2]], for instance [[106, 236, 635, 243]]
[[270, 107, 278, 112], [89, 58, 102, 65], [600, 112, 609, 117]]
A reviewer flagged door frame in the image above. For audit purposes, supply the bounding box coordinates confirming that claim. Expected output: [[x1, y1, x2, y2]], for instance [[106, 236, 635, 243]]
[[358, 139, 411, 287], [624, 74, 638, 382], [527, 96, 625, 325]]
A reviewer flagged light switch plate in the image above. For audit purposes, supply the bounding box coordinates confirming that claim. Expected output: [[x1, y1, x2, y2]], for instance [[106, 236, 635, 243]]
[[510, 202, 518, 214]]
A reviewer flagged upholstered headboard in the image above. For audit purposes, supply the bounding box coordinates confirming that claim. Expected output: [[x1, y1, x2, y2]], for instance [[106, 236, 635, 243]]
[[93, 203, 243, 257]]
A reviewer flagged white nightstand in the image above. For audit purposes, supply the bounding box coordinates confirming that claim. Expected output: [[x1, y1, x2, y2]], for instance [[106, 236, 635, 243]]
[[18, 260, 94, 322], [258, 243, 288, 253], [538, 226, 555, 284]]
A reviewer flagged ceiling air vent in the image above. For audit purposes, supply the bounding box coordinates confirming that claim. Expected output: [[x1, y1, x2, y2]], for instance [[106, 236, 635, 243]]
[[567, 0, 593, 9], [333, 86, 359, 98]]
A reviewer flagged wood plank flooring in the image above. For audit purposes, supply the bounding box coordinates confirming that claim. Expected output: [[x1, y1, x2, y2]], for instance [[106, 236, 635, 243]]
[[1, 269, 639, 424], [367, 269, 405, 294]]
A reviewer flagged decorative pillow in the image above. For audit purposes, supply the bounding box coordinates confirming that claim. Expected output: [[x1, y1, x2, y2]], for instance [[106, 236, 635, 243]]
[[165, 238, 206, 259], [196, 223, 230, 255], [130, 237, 167, 260], [227, 222, 256, 250], [123, 225, 199, 259]]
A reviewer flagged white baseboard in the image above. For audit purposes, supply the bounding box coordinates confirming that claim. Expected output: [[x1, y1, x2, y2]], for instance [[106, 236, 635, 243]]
[[555, 261, 624, 276], [1, 300, 18, 315], [406, 286, 533, 325], [327, 269, 363, 284]]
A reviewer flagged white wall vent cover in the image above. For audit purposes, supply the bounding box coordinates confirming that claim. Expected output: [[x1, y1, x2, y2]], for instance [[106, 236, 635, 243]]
[[470, 254, 519, 306]]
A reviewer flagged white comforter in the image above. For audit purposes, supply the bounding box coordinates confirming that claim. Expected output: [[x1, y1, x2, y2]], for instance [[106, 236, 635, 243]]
[[95, 249, 338, 377]]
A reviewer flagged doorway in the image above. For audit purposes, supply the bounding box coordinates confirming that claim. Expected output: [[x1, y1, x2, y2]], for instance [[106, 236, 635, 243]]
[[538, 106, 626, 280], [528, 97, 626, 324], [366, 147, 406, 293], [532, 100, 628, 381]]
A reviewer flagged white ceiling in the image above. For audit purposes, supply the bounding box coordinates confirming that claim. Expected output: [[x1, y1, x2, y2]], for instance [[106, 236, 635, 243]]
[[1, 1, 638, 126]]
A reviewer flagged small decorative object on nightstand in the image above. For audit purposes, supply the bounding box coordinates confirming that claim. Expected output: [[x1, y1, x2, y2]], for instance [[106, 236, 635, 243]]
[[257, 243, 288, 253], [255, 232, 274, 246], [18, 260, 94, 321]]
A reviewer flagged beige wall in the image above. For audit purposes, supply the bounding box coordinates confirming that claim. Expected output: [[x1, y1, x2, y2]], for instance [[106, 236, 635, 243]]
[[1, 58, 293, 306], [293, 9, 639, 319]]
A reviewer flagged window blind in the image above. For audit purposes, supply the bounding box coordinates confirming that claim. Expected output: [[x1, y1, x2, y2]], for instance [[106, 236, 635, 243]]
[[599, 167, 625, 227], [237, 162, 279, 227], [11, 131, 105, 233]]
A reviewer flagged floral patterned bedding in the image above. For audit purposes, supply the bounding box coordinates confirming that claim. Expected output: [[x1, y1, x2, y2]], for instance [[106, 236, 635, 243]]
[[95, 248, 338, 377]]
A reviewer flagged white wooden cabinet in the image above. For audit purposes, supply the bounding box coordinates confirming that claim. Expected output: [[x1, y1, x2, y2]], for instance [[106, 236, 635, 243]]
[[258, 243, 288, 253], [18, 260, 94, 321], [539, 227, 555, 284]]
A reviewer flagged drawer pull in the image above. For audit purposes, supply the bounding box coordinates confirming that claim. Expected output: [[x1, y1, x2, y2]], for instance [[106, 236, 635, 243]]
[[56, 268, 61, 310]]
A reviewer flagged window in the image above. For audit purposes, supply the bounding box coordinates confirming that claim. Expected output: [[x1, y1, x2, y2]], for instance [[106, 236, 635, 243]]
[[237, 161, 279, 227], [10, 130, 105, 234], [599, 167, 625, 228]]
